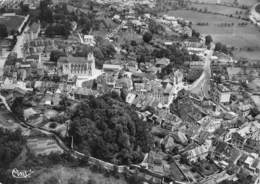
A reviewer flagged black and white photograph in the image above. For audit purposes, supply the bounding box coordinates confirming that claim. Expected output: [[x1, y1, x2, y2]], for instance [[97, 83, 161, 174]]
[[0, 0, 259, 183]]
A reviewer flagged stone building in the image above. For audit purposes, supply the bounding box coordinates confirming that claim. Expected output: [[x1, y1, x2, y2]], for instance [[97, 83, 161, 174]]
[[57, 53, 96, 78]]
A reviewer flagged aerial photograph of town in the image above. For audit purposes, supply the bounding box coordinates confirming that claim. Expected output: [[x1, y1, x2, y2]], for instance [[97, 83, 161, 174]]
[[0, 0, 259, 183]]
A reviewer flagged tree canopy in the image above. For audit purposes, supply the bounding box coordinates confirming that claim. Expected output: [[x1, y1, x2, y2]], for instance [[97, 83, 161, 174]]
[[50, 50, 66, 62], [205, 35, 213, 46], [0, 128, 25, 168], [39, 1, 53, 23], [45, 24, 71, 38], [143, 32, 153, 43], [0, 24, 8, 38], [214, 42, 229, 54], [185, 69, 203, 83], [68, 93, 153, 165]]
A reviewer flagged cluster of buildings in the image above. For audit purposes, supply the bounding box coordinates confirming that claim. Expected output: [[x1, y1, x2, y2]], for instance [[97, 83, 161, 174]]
[[155, 0, 188, 11], [0, 0, 259, 184], [157, 15, 192, 37], [0, 0, 22, 9], [95, 0, 156, 8]]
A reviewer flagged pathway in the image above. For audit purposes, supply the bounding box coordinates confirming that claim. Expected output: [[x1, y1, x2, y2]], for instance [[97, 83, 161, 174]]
[[188, 43, 215, 98]]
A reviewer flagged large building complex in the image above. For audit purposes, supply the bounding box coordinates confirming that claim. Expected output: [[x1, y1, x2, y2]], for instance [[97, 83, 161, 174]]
[[57, 53, 96, 78]]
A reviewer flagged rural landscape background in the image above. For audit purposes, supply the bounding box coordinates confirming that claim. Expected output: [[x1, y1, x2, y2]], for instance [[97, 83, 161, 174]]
[[164, 0, 260, 61]]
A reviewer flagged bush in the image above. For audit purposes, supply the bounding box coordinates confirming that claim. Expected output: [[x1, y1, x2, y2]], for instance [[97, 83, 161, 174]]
[[87, 178, 97, 184], [127, 174, 143, 184], [44, 176, 60, 184], [130, 40, 137, 46], [49, 122, 57, 129], [205, 35, 213, 45], [0, 24, 8, 38], [143, 32, 153, 43], [45, 24, 70, 38], [185, 69, 203, 83], [50, 50, 66, 62], [68, 176, 87, 184]]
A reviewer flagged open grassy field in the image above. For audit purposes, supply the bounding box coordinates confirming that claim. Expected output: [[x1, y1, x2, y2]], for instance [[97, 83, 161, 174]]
[[189, 0, 258, 7], [166, 10, 260, 60], [189, 3, 247, 18], [0, 15, 25, 33], [29, 165, 127, 184]]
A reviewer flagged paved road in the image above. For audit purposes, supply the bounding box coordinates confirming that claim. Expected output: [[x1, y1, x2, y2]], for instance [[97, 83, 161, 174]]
[[0, 93, 185, 183]]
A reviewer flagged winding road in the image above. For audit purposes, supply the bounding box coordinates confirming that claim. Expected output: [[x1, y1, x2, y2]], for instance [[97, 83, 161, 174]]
[[0, 93, 186, 183]]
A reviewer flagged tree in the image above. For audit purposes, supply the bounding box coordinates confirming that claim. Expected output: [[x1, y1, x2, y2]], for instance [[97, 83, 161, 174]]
[[0, 24, 8, 38], [20, 2, 29, 14], [45, 24, 70, 38], [192, 29, 200, 38], [171, 146, 179, 155], [11, 97, 24, 119], [143, 32, 153, 43], [44, 176, 60, 184], [68, 94, 153, 165], [249, 108, 259, 117], [100, 42, 116, 59], [87, 178, 97, 184], [191, 54, 200, 61], [50, 50, 66, 62], [214, 42, 228, 54], [68, 176, 87, 184], [127, 174, 143, 184], [130, 40, 137, 46], [0, 128, 25, 168], [205, 35, 213, 45], [180, 155, 189, 165], [0, 168, 16, 184], [148, 19, 164, 34], [81, 18, 92, 34], [39, 1, 53, 23], [93, 47, 105, 69], [185, 69, 203, 83]]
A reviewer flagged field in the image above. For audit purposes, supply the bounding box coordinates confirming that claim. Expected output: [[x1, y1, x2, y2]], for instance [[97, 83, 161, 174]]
[[29, 165, 127, 184], [166, 10, 260, 60], [189, 0, 258, 7], [189, 3, 247, 18], [0, 15, 25, 33], [27, 137, 64, 156]]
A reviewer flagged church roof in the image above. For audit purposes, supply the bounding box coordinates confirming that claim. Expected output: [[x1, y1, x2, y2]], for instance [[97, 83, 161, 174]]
[[58, 55, 93, 64]]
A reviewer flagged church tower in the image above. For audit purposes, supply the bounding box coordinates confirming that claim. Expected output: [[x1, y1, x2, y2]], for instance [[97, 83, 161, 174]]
[[87, 52, 95, 76]]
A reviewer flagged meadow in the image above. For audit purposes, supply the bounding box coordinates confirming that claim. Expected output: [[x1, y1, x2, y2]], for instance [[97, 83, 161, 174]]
[[31, 165, 128, 184], [166, 10, 260, 60], [189, 3, 248, 18], [188, 0, 258, 7]]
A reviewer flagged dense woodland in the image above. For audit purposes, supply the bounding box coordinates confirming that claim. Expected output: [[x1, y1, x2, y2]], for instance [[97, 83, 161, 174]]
[[0, 128, 25, 183], [68, 93, 153, 165]]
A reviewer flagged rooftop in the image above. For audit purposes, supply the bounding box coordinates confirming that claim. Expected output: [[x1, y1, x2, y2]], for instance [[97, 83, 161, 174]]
[[58, 55, 92, 64]]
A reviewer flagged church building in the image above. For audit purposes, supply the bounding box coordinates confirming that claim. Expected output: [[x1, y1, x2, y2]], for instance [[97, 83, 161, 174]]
[[57, 53, 96, 79]]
